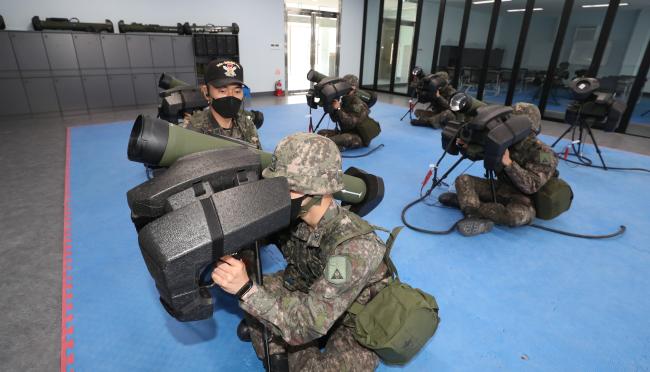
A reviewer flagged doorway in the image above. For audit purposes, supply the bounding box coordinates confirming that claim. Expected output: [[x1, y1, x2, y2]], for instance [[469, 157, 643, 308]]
[[286, 6, 340, 92]]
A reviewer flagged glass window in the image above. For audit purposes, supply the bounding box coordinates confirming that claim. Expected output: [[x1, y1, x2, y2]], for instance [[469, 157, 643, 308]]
[[594, 4, 650, 135], [414, 0, 441, 75], [377, 0, 399, 91], [458, 2, 493, 96], [628, 70, 650, 136], [543, 1, 608, 119], [484, 0, 527, 105], [436, 1, 464, 83], [362, 0, 381, 88], [394, 0, 419, 94]]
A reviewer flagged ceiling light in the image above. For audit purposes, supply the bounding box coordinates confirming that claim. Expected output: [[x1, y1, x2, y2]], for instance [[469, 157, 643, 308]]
[[507, 8, 543, 12], [473, 0, 512, 4], [582, 3, 628, 8]]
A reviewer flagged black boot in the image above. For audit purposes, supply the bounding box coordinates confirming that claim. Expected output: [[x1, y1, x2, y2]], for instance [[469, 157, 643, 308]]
[[438, 192, 460, 209], [236, 319, 251, 342], [410, 118, 431, 127], [266, 353, 289, 372]]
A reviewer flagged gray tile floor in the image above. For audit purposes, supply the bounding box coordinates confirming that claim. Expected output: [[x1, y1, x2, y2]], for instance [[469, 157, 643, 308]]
[[0, 94, 647, 371]]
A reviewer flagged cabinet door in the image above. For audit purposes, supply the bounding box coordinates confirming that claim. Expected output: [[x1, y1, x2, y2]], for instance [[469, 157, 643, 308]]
[[0, 33, 18, 71], [126, 35, 153, 68], [108, 75, 136, 107], [10, 32, 49, 71], [54, 77, 86, 111], [133, 74, 158, 105], [82, 75, 112, 109], [0, 79, 30, 115], [173, 36, 195, 67], [74, 34, 105, 69], [151, 36, 174, 68], [101, 34, 130, 69], [24, 77, 59, 113], [43, 33, 79, 71]]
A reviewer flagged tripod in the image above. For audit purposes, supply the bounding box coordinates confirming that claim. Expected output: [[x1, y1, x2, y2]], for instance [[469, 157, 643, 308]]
[[551, 115, 608, 170]]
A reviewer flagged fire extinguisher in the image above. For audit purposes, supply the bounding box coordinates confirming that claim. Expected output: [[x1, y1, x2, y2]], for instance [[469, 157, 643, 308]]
[[274, 80, 284, 96]]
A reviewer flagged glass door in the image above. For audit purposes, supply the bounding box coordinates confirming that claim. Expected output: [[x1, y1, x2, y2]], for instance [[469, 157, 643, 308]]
[[286, 8, 339, 92]]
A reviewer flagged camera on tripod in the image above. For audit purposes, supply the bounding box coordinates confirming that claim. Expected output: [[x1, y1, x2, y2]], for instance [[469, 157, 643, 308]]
[[410, 67, 449, 103], [306, 70, 377, 113], [564, 77, 626, 132], [441, 105, 533, 171]]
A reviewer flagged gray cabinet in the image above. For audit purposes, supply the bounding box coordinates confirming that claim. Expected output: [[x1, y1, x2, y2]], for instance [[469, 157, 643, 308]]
[[108, 75, 135, 107], [82, 76, 112, 109], [0, 79, 30, 115], [0, 31, 195, 117], [11, 32, 49, 71], [54, 77, 86, 111], [74, 34, 105, 70], [23, 78, 59, 113], [43, 33, 78, 71]]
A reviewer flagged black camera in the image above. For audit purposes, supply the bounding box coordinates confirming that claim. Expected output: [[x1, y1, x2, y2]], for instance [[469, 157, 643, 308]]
[[564, 77, 626, 132], [306, 70, 377, 113], [441, 105, 532, 171]]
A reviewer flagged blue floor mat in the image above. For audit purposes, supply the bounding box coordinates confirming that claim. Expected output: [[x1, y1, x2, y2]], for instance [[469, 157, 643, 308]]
[[66, 102, 650, 371]]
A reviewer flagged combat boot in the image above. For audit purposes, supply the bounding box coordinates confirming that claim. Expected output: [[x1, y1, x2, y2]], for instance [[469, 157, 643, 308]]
[[456, 218, 494, 237], [236, 319, 251, 342], [410, 118, 432, 127], [438, 192, 460, 208]]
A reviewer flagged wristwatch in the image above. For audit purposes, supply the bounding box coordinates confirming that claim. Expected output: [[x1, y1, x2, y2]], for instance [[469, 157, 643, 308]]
[[236, 279, 254, 300]]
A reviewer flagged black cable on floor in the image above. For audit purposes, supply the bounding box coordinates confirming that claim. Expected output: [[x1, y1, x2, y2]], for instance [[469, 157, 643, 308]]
[[342, 144, 385, 158], [556, 152, 650, 173], [529, 224, 626, 239]]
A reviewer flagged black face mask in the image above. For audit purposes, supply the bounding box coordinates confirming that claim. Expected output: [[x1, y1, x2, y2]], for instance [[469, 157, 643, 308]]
[[289, 195, 323, 223], [290, 195, 309, 222], [210, 96, 242, 118]]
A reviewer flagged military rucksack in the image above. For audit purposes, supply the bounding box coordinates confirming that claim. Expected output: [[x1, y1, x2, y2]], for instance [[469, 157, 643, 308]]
[[347, 226, 440, 365], [356, 117, 381, 146], [533, 176, 573, 220]]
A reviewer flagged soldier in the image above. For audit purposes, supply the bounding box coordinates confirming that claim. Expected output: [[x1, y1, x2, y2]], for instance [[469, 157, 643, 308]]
[[317, 74, 379, 150], [183, 59, 262, 149], [438, 103, 557, 236], [410, 71, 456, 129], [211, 133, 390, 371]]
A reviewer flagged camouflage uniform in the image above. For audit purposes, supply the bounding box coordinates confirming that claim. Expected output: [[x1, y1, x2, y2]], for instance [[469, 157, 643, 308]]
[[183, 108, 262, 150], [241, 133, 389, 371], [318, 75, 372, 150], [411, 72, 456, 129], [455, 132, 558, 227]]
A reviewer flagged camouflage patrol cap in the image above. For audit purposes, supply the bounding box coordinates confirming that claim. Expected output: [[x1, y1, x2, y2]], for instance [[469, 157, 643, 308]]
[[262, 133, 344, 195], [512, 102, 541, 133], [342, 74, 359, 89]]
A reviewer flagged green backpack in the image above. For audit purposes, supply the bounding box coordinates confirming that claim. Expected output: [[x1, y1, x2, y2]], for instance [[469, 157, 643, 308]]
[[533, 177, 573, 220], [348, 227, 440, 365], [356, 117, 381, 146]]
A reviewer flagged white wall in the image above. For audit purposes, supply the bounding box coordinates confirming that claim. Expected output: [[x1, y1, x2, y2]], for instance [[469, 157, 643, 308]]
[[0, 0, 365, 93]]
